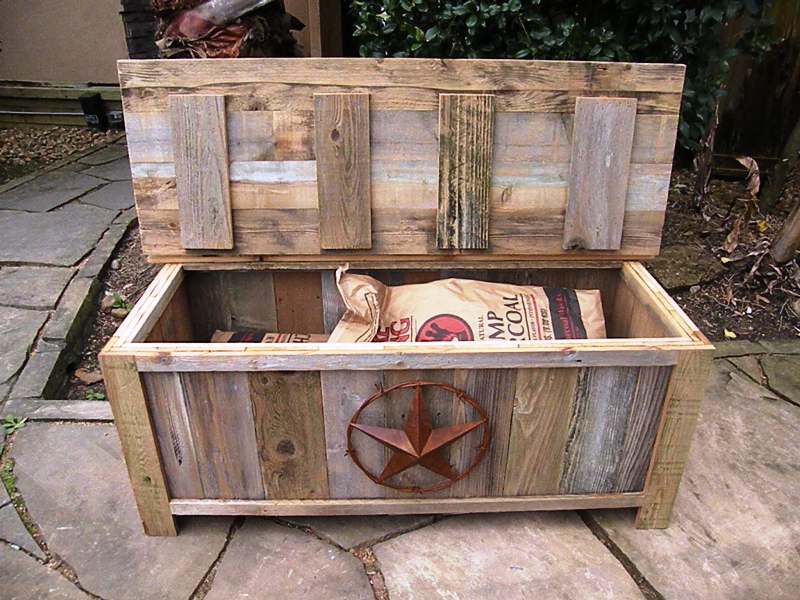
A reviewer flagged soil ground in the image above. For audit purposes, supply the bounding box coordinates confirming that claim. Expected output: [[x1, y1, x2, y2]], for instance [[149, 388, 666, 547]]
[[63, 168, 800, 400], [0, 127, 113, 185]]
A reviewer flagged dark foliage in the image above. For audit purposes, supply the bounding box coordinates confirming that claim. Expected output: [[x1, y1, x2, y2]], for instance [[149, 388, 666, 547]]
[[350, 0, 774, 158]]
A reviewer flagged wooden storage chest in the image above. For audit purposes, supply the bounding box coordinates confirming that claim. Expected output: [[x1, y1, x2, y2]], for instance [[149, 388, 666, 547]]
[[102, 58, 713, 536]]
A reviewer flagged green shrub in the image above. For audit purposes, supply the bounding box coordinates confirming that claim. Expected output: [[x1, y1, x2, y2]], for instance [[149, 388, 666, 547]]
[[350, 0, 773, 158]]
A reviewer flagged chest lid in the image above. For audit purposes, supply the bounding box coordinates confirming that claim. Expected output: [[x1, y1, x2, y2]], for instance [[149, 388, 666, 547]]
[[119, 58, 684, 264]]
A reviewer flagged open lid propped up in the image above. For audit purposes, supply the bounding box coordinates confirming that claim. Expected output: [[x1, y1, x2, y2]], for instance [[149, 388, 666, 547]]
[[119, 58, 685, 264]]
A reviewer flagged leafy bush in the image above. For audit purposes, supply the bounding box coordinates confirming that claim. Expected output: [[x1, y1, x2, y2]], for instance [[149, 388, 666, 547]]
[[350, 0, 773, 158]]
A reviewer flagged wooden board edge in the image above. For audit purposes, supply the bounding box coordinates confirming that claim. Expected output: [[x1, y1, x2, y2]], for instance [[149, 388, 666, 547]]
[[170, 492, 645, 516], [114, 264, 185, 344]]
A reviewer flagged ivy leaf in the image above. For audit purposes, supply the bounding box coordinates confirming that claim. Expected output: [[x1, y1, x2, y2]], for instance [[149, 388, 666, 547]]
[[425, 26, 439, 41], [466, 14, 478, 28]]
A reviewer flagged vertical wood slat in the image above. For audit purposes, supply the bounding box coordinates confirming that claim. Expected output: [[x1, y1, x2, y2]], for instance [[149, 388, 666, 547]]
[[503, 368, 580, 496], [560, 367, 640, 494], [562, 97, 637, 251], [313, 93, 372, 249], [100, 354, 177, 536], [250, 372, 330, 499], [437, 94, 495, 250], [616, 366, 673, 491], [450, 369, 516, 497], [321, 370, 386, 499], [180, 372, 264, 499], [186, 271, 277, 340], [636, 350, 713, 528], [273, 271, 324, 333], [169, 94, 233, 250], [143, 372, 203, 498]]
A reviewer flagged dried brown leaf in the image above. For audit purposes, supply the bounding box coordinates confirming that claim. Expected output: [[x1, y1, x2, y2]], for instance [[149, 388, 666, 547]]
[[735, 156, 761, 198]]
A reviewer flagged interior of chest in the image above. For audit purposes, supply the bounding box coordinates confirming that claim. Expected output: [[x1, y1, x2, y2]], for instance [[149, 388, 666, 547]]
[[142, 264, 692, 344]]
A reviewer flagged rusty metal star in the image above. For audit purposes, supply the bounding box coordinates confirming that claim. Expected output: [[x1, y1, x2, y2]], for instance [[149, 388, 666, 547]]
[[349, 383, 486, 484]]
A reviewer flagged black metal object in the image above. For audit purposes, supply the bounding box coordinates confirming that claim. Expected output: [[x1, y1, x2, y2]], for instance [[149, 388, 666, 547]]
[[79, 93, 109, 131]]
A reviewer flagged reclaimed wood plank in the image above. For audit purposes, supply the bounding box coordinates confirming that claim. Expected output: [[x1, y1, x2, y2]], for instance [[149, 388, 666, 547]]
[[314, 93, 372, 249], [180, 372, 264, 499], [185, 271, 277, 340], [272, 271, 324, 333], [616, 366, 672, 491], [143, 372, 203, 498], [146, 283, 194, 342], [321, 370, 386, 499], [636, 349, 713, 528], [437, 94, 494, 249], [171, 492, 647, 516], [119, 59, 686, 94], [99, 353, 176, 535], [169, 94, 233, 250], [250, 371, 329, 499], [126, 111, 677, 166], [450, 369, 516, 497], [503, 369, 579, 495], [560, 367, 639, 494], [562, 97, 637, 251]]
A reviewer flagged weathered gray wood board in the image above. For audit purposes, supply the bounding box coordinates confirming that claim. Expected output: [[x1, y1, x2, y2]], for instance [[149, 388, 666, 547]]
[[168, 94, 233, 250], [562, 97, 638, 251], [437, 94, 495, 249], [314, 93, 372, 249]]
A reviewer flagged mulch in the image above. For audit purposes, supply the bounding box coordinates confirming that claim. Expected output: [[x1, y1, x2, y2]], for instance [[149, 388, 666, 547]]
[[0, 126, 114, 185]]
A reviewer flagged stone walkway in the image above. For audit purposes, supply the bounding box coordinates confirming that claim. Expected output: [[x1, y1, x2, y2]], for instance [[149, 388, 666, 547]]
[[0, 136, 134, 411], [1, 341, 798, 599]]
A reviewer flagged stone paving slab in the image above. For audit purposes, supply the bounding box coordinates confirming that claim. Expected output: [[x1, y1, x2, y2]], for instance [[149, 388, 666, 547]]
[[0, 307, 47, 384], [0, 267, 74, 310], [286, 515, 435, 549], [80, 157, 131, 181], [42, 276, 98, 346], [0, 203, 117, 266], [77, 145, 129, 166], [12, 423, 232, 600], [79, 180, 135, 211], [592, 360, 800, 600], [0, 170, 105, 212], [759, 354, 800, 402], [0, 503, 44, 558], [374, 512, 643, 599], [1, 398, 113, 421], [9, 344, 66, 399], [206, 519, 374, 600], [0, 545, 87, 600]]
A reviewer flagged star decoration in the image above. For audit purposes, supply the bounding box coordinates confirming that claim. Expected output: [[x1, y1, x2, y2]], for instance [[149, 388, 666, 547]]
[[350, 383, 486, 484]]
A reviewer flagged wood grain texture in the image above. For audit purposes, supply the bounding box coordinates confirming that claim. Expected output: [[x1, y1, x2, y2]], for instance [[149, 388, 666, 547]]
[[250, 371, 329, 499], [99, 353, 176, 535], [562, 97, 637, 251], [560, 367, 639, 494], [169, 95, 233, 250], [636, 349, 713, 528], [314, 93, 372, 249], [171, 492, 646, 516], [143, 372, 202, 498], [616, 366, 672, 491], [119, 59, 686, 95], [179, 372, 264, 499], [185, 271, 278, 340], [450, 369, 516, 497], [146, 283, 194, 342], [437, 94, 495, 249], [272, 271, 324, 333], [504, 369, 580, 495], [321, 370, 386, 499]]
